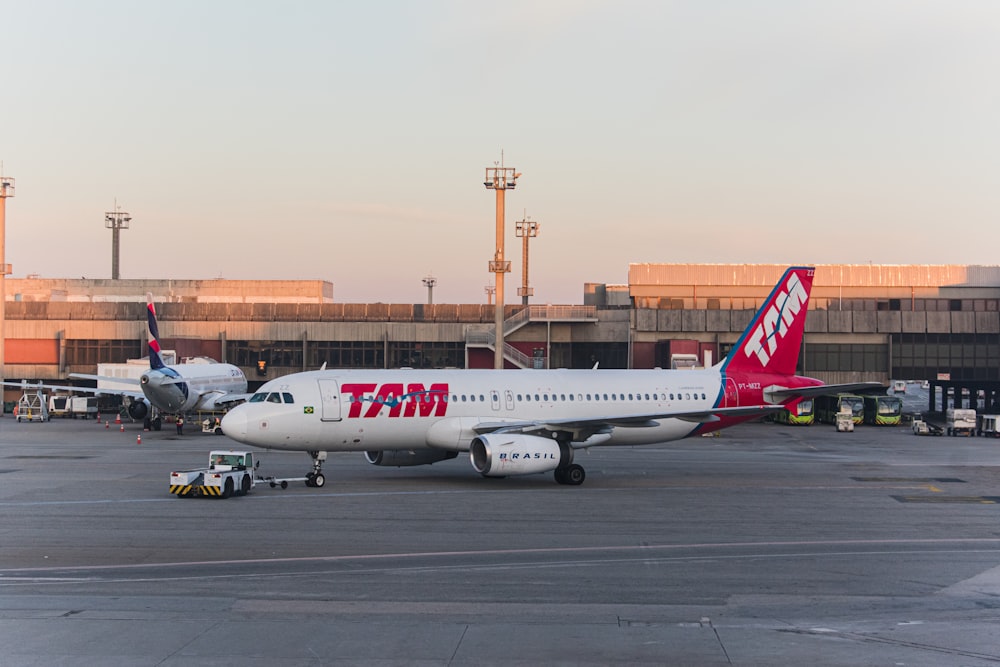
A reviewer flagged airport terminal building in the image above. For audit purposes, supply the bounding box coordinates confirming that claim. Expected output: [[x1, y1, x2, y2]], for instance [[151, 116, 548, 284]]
[[4, 264, 1000, 404]]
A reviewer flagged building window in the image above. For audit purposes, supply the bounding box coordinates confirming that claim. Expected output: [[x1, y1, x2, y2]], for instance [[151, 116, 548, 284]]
[[65, 339, 143, 366]]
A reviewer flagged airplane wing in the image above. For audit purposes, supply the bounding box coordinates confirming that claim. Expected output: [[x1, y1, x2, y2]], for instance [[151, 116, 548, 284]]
[[1, 380, 144, 399], [68, 372, 142, 387], [472, 404, 784, 444]]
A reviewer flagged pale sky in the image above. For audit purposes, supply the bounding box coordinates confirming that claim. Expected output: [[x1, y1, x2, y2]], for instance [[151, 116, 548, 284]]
[[2, 1, 998, 303]]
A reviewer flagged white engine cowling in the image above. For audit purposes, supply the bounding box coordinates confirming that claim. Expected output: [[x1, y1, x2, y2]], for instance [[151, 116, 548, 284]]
[[365, 449, 459, 467], [469, 434, 570, 477]]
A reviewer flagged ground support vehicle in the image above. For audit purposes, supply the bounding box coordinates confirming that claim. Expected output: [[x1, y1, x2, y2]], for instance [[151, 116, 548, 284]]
[[836, 409, 855, 432], [946, 408, 977, 436], [977, 414, 1000, 437], [170, 450, 258, 498], [776, 398, 814, 425], [15, 390, 49, 422], [863, 395, 903, 426], [816, 394, 864, 425], [912, 415, 944, 436], [70, 396, 98, 419], [169, 450, 307, 498], [201, 417, 223, 434]]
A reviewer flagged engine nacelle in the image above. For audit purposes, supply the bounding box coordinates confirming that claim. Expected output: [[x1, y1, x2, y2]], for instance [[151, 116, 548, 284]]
[[470, 434, 571, 477], [364, 449, 458, 467], [126, 398, 149, 420]]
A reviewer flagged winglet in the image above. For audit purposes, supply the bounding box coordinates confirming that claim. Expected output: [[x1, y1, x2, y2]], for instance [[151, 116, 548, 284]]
[[721, 267, 815, 377], [146, 293, 165, 370]]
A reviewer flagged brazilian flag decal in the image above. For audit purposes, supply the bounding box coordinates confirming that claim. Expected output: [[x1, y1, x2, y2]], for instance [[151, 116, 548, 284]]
[[304, 406, 315, 414]]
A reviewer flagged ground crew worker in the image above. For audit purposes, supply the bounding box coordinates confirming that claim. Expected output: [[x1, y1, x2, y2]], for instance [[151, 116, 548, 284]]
[[176, 415, 184, 435]]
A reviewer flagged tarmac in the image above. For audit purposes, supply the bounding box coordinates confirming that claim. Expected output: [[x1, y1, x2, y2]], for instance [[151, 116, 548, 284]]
[[1, 414, 1000, 665]]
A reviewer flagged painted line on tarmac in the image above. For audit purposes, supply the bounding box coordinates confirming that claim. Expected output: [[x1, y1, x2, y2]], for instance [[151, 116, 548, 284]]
[[0, 488, 528, 507], [4, 537, 1000, 577]]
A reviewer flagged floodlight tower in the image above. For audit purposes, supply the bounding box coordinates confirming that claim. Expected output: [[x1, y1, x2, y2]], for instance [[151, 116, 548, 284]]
[[105, 203, 131, 280], [483, 163, 520, 369], [515, 215, 539, 305], [422, 274, 437, 305], [0, 175, 13, 390]]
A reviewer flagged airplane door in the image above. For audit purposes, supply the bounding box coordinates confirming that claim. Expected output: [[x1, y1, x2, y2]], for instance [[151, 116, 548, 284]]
[[317, 379, 342, 421], [490, 390, 501, 411], [723, 377, 739, 408], [504, 390, 515, 411]]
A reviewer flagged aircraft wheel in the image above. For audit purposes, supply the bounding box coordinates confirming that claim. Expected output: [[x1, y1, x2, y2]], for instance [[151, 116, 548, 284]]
[[564, 464, 586, 486], [554, 468, 567, 484], [312, 473, 326, 488], [152, 417, 162, 431]]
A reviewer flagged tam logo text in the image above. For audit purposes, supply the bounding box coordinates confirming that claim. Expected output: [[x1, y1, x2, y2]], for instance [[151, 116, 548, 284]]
[[343, 383, 449, 418], [744, 271, 809, 367]]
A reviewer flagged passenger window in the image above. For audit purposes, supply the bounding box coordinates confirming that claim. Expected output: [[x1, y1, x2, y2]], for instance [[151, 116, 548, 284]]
[[628, 394, 634, 401]]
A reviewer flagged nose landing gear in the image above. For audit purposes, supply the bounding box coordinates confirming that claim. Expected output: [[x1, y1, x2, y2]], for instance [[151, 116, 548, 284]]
[[305, 450, 328, 488]]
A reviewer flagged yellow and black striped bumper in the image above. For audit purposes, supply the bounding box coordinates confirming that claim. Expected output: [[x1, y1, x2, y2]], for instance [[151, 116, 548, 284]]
[[169, 484, 224, 497]]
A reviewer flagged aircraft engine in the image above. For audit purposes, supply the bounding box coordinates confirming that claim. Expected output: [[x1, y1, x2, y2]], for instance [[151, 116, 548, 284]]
[[364, 449, 459, 467], [469, 434, 571, 477], [126, 398, 149, 420]]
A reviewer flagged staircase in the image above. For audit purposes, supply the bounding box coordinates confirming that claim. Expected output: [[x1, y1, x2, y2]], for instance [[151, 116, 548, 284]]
[[465, 305, 598, 368]]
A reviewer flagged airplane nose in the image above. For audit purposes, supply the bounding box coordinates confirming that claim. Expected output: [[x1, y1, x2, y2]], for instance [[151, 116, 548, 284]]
[[221, 409, 247, 441]]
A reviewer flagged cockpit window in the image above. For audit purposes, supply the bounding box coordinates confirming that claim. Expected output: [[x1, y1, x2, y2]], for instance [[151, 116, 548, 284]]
[[249, 393, 268, 403], [282, 392, 294, 404], [266, 393, 281, 403]]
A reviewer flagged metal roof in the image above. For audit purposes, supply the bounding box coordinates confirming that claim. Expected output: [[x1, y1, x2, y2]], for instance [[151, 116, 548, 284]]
[[628, 264, 1000, 288]]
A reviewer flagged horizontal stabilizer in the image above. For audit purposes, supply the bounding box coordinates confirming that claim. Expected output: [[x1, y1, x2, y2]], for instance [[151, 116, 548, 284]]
[[765, 382, 884, 402]]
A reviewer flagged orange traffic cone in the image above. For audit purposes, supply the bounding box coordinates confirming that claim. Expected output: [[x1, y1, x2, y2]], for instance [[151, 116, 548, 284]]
[[120, 423, 124, 432], [105, 420, 109, 429], [136, 434, 142, 445], [115, 413, 121, 425]]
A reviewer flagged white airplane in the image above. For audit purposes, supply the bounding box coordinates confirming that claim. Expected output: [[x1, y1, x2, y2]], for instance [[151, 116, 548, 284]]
[[222, 266, 879, 487], [4, 295, 248, 429]]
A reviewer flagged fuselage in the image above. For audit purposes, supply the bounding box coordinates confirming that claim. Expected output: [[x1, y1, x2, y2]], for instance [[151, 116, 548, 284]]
[[141, 363, 247, 413], [221, 367, 817, 453]]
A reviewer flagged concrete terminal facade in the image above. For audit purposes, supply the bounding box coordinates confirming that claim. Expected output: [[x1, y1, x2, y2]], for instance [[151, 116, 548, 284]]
[[4, 265, 1000, 406]]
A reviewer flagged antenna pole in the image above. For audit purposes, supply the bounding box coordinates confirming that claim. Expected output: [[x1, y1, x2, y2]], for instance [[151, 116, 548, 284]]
[[483, 162, 519, 369], [0, 174, 14, 393]]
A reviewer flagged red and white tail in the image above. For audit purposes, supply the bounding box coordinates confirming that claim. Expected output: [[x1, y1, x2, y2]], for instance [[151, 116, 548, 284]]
[[721, 266, 815, 378]]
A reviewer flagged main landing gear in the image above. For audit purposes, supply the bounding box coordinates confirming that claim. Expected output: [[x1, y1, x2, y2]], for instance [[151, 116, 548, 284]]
[[554, 464, 586, 486], [552, 440, 585, 486], [305, 450, 327, 488]]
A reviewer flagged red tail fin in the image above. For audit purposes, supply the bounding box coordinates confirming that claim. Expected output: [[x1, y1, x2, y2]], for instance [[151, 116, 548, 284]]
[[722, 267, 814, 377]]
